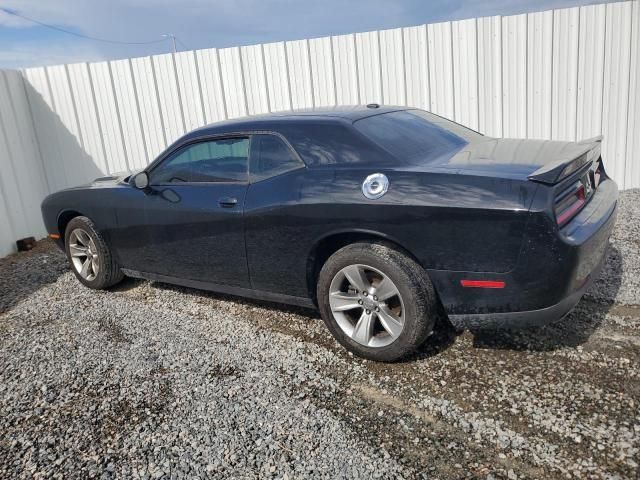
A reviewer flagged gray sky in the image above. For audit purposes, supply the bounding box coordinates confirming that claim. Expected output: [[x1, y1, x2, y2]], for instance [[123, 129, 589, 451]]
[[0, 0, 617, 69]]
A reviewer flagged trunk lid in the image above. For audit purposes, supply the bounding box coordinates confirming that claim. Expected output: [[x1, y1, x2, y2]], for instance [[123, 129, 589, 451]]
[[429, 136, 603, 183]]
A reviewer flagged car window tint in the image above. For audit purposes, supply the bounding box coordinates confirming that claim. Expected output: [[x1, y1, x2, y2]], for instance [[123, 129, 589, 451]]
[[409, 109, 484, 142], [278, 122, 393, 167], [354, 110, 473, 164], [151, 137, 249, 184], [250, 135, 303, 182]]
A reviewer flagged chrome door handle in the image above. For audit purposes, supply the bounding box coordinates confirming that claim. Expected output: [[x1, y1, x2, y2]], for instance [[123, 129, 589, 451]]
[[218, 197, 238, 208]]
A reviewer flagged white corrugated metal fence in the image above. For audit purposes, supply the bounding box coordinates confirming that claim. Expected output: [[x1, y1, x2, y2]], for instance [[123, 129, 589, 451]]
[[0, 69, 49, 257], [0, 1, 639, 257]]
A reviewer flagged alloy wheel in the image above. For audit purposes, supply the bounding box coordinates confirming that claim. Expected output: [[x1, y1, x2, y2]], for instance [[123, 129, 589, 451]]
[[328, 264, 405, 347], [68, 228, 99, 281]]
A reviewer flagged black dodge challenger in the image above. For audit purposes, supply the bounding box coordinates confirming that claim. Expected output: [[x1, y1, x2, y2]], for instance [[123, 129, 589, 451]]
[[42, 105, 618, 361]]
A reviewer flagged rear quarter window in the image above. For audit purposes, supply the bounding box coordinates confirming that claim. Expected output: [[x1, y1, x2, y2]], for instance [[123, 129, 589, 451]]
[[354, 110, 478, 164], [249, 134, 304, 182]]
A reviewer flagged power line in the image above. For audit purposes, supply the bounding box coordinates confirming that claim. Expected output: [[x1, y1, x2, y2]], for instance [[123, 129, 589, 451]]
[[175, 37, 190, 51], [0, 7, 167, 45], [161, 33, 177, 53]]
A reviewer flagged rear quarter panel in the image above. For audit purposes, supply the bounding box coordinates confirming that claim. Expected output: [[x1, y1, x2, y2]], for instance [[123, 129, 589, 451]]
[[244, 167, 537, 298]]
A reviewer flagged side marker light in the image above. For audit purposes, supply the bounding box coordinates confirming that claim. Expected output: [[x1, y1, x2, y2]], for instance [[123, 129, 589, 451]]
[[460, 280, 505, 289]]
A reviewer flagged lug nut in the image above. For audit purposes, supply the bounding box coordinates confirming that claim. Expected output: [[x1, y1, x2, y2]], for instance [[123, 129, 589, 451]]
[[366, 309, 371, 314], [373, 295, 378, 301], [375, 307, 380, 312], [358, 299, 363, 305], [363, 292, 368, 297]]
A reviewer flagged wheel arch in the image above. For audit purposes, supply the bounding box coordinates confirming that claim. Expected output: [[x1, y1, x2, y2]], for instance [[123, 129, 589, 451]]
[[57, 209, 85, 243], [305, 229, 423, 303]]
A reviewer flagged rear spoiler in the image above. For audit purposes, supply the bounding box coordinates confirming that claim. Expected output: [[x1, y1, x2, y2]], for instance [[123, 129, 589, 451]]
[[528, 136, 603, 184]]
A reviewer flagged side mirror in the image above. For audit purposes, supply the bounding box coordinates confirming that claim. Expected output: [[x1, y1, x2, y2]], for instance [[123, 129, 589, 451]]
[[133, 171, 149, 189]]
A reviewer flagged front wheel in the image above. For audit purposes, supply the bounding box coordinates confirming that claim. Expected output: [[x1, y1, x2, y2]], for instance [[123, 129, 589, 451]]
[[64, 216, 124, 289], [317, 242, 438, 362]]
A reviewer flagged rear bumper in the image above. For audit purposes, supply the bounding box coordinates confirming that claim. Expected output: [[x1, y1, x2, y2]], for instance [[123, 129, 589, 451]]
[[447, 247, 606, 329], [432, 177, 618, 329]]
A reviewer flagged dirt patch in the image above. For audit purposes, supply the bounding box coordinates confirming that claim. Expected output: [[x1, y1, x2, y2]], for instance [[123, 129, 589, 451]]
[[97, 315, 131, 343]]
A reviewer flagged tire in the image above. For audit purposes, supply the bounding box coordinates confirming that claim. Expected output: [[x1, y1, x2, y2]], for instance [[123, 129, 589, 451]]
[[64, 216, 124, 289], [317, 241, 438, 362]]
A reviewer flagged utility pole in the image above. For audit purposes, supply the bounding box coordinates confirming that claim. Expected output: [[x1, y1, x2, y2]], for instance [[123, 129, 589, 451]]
[[162, 33, 177, 53]]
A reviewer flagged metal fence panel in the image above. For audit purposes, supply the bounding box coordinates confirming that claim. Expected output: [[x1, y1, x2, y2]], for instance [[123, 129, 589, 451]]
[[240, 45, 270, 115], [332, 34, 359, 105], [403, 25, 430, 111], [527, 10, 553, 139], [308, 37, 336, 108], [88, 62, 128, 173], [452, 19, 479, 130], [0, 70, 48, 256], [602, 1, 633, 189]]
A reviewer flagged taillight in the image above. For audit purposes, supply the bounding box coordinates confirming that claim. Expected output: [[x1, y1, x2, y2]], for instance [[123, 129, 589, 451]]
[[593, 162, 602, 188], [555, 181, 586, 227]]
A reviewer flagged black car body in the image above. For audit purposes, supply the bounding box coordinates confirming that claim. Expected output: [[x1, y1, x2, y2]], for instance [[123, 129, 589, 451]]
[[42, 106, 618, 352]]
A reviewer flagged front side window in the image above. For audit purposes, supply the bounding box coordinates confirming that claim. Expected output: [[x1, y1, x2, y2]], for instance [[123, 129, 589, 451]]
[[249, 134, 304, 182], [150, 137, 249, 184]]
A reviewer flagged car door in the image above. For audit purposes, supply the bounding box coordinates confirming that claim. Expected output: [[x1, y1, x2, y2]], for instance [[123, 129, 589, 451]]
[[138, 136, 251, 287], [244, 133, 308, 294]]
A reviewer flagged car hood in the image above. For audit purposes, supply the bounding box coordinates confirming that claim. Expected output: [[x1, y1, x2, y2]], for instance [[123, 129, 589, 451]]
[[88, 171, 131, 187], [416, 137, 593, 180]]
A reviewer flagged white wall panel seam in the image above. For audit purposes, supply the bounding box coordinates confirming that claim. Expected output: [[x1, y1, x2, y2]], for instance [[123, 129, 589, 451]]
[[499, 16, 504, 137], [282, 43, 294, 110], [128, 58, 150, 163], [237, 48, 250, 117], [549, 9, 557, 139], [353, 34, 361, 104], [449, 22, 457, 125], [260, 44, 272, 112], [305, 39, 316, 108], [599, 7, 608, 135], [192, 50, 208, 126], [400, 28, 408, 106], [524, 15, 529, 137], [43, 66, 72, 186], [170, 53, 188, 134], [574, 9, 582, 141], [63, 64, 85, 150], [214, 49, 229, 120], [149, 56, 169, 147], [18, 71, 50, 193], [623, 0, 638, 188], [424, 23, 432, 112], [106, 62, 130, 171], [0, 78, 20, 235], [329, 37, 338, 105], [86, 63, 110, 173], [377, 30, 384, 103], [473, 18, 480, 130]]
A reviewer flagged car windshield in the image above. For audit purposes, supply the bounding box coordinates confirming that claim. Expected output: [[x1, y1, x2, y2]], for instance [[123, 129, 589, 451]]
[[354, 109, 482, 164]]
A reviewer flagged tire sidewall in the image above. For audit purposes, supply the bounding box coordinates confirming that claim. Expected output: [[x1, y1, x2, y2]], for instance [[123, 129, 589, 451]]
[[317, 243, 435, 362]]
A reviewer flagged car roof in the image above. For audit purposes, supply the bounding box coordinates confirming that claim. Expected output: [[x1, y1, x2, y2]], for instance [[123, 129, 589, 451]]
[[187, 105, 409, 138]]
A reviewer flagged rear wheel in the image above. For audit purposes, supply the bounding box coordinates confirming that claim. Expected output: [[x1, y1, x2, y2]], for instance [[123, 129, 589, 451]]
[[64, 216, 124, 289], [317, 242, 438, 362]]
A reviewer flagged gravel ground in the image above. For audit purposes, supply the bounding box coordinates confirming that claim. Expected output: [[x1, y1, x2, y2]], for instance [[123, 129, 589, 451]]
[[1, 190, 639, 480]]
